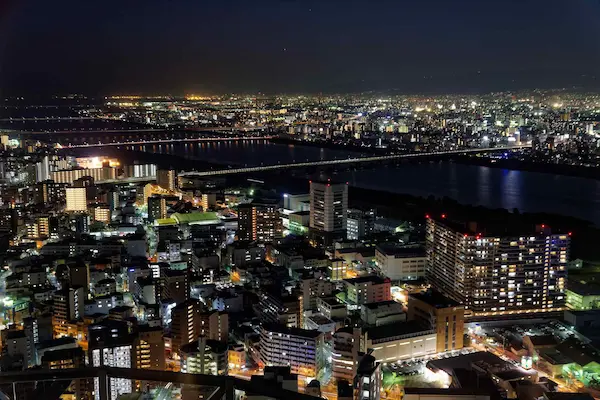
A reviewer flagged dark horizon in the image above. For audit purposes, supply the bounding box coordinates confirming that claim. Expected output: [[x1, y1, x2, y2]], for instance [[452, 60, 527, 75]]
[[1, 0, 600, 96]]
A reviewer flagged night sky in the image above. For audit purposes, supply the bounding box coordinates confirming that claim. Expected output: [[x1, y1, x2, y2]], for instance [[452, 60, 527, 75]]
[[1, 0, 600, 96]]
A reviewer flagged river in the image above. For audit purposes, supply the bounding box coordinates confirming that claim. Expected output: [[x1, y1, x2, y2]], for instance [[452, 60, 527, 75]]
[[135, 140, 600, 225]]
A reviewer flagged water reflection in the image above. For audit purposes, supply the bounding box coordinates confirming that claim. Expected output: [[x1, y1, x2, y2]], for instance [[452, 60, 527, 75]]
[[153, 141, 600, 225]]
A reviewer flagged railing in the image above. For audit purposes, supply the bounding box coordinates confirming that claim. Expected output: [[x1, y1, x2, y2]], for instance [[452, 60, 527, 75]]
[[0, 367, 324, 400]]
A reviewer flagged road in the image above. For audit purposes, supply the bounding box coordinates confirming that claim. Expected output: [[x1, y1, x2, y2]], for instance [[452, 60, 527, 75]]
[[61, 135, 274, 148]]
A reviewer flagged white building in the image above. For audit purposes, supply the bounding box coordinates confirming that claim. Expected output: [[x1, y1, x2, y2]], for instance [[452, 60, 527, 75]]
[[364, 321, 436, 363], [375, 244, 427, 281], [259, 324, 324, 378]]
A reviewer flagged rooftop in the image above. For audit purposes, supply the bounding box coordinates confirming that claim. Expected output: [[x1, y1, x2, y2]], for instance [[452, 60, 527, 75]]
[[376, 243, 426, 257], [567, 280, 600, 296], [262, 323, 323, 339], [410, 290, 462, 309], [363, 300, 401, 310], [171, 211, 219, 225], [365, 320, 429, 341], [344, 275, 388, 285]]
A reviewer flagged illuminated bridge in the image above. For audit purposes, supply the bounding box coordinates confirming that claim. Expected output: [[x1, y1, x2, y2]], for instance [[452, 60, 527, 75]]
[[62, 135, 275, 148], [0, 367, 322, 400], [180, 144, 531, 177]]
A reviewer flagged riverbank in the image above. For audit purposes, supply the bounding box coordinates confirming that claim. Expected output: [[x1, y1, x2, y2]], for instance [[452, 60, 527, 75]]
[[250, 170, 600, 261], [453, 155, 600, 180]]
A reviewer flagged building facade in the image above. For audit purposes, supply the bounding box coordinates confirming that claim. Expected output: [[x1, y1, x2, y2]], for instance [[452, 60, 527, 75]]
[[426, 217, 569, 317]]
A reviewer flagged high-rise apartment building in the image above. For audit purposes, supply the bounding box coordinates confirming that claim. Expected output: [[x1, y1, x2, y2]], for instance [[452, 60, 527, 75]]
[[170, 299, 203, 356], [53, 286, 85, 337], [50, 167, 116, 185], [157, 169, 177, 191], [237, 201, 282, 242], [259, 324, 324, 378], [426, 216, 569, 317], [199, 310, 229, 342], [90, 204, 111, 224], [135, 326, 165, 371], [148, 196, 167, 222], [33, 180, 66, 204], [65, 187, 87, 212]]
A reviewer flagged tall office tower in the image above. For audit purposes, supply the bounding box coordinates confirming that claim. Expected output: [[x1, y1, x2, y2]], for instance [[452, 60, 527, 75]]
[[170, 299, 203, 356], [237, 201, 282, 242], [353, 353, 382, 400], [426, 216, 570, 317], [157, 169, 177, 191], [408, 290, 465, 353], [309, 180, 348, 245], [259, 324, 324, 377], [53, 286, 85, 337], [65, 187, 87, 212]]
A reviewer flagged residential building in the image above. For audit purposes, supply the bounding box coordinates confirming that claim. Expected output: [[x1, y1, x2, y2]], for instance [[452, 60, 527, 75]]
[[65, 187, 87, 212], [354, 353, 381, 400], [426, 217, 569, 316], [41, 347, 90, 400], [344, 276, 391, 306], [157, 169, 177, 191], [170, 299, 203, 356], [237, 201, 282, 242], [566, 280, 600, 310], [53, 287, 85, 337], [259, 324, 324, 378], [199, 310, 229, 342], [332, 327, 362, 382], [180, 337, 228, 375]]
